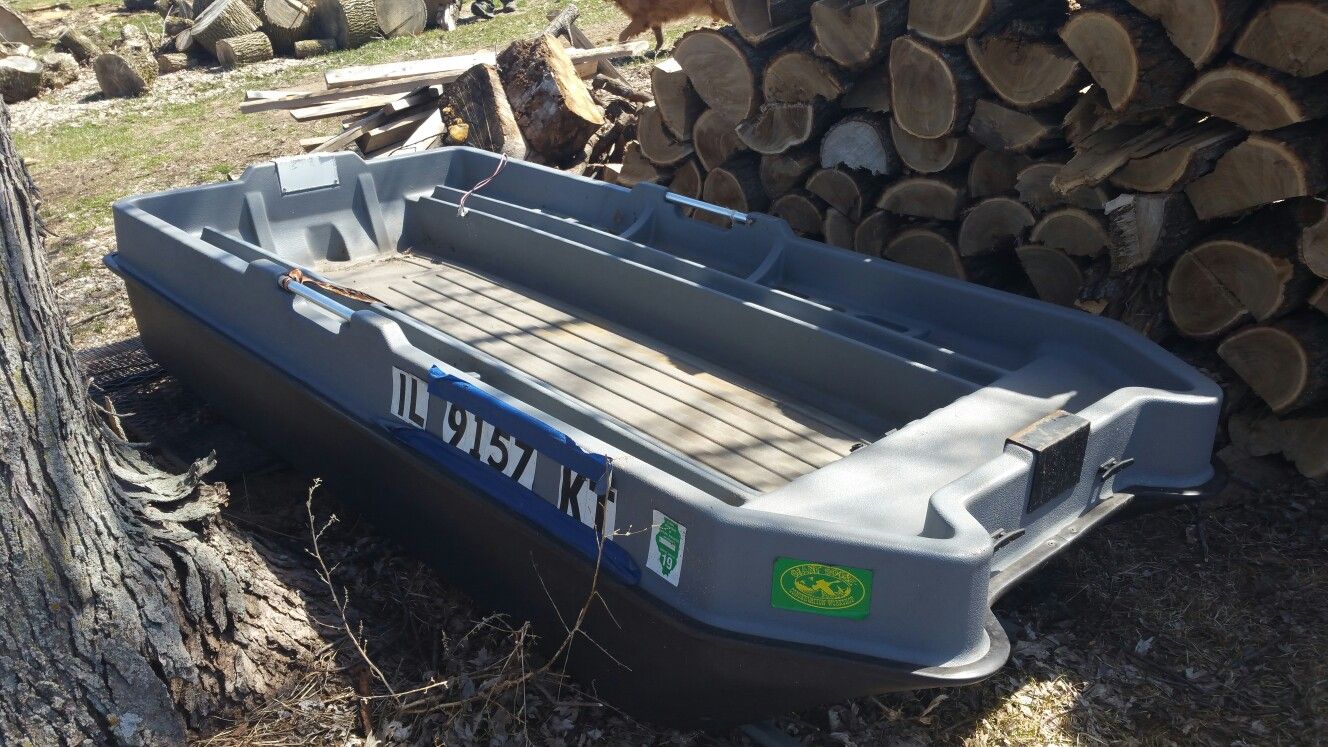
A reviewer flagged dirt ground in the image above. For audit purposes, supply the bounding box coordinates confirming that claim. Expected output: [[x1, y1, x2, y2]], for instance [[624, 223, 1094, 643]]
[[10, 1, 1327, 743]]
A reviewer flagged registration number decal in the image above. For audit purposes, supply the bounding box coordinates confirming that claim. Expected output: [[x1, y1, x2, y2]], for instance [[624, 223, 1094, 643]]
[[559, 467, 616, 537], [439, 401, 538, 490]]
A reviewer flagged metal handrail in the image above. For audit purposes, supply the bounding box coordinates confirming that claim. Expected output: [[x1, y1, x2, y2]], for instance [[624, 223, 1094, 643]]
[[664, 192, 754, 225]]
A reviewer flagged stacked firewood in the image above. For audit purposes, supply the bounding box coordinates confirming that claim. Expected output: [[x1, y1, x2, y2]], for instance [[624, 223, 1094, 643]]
[[604, 0, 1328, 479], [245, 7, 644, 167]]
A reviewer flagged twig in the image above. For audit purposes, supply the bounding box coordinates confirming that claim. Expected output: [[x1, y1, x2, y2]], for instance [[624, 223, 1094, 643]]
[[305, 481, 398, 696]]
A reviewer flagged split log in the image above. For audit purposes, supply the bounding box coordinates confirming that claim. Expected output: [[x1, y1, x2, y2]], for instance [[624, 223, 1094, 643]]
[[1312, 281, 1328, 314], [260, 0, 313, 53], [668, 157, 705, 199], [819, 112, 899, 175], [1300, 200, 1328, 279], [1078, 264, 1170, 337], [759, 146, 818, 197], [1104, 192, 1199, 272], [772, 189, 827, 237], [673, 27, 770, 122], [498, 36, 605, 166], [1280, 413, 1328, 478], [1051, 123, 1182, 196], [1127, 0, 1256, 67], [884, 226, 966, 278], [889, 35, 982, 138], [192, 0, 262, 54], [967, 149, 1031, 197], [638, 103, 694, 165], [92, 49, 157, 98], [909, 0, 1061, 44], [1108, 119, 1241, 192], [618, 142, 673, 185], [1167, 207, 1317, 337], [965, 30, 1083, 109], [890, 117, 977, 173], [439, 63, 527, 159], [966, 99, 1062, 153], [155, 51, 190, 74], [1179, 62, 1328, 131], [693, 109, 748, 171], [854, 209, 894, 254], [313, 0, 377, 51], [763, 49, 848, 103], [0, 3, 36, 46], [725, 0, 816, 44], [1029, 207, 1110, 257], [1186, 124, 1328, 220], [822, 208, 857, 248], [1016, 244, 1085, 306], [703, 153, 769, 213], [810, 0, 906, 70], [805, 166, 877, 219], [736, 100, 835, 154], [0, 56, 41, 103], [1233, 0, 1328, 77], [1015, 161, 1115, 211], [876, 174, 966, 220], [215, 31, 274, 68], [293, 37, 336, 58], [55, 27, 102, 64], [651, 58, 703, 140], [840, 70, 891, 112], [40, 52, 79, 89], [957, 195, 1034, 255], [376, 0, 426, 38], [1218, 314, 1328, 413], [1059, 0, 1194, 112]]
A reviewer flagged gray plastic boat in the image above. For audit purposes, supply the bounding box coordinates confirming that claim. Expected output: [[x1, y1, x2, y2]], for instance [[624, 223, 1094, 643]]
[[108, 147, 1223, 727]]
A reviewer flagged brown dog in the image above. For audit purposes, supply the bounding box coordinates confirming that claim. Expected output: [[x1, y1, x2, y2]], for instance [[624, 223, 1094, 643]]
[[610, 0, 731, 50]]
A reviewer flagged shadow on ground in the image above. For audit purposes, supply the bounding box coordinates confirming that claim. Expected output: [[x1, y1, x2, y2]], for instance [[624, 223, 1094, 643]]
[[84, 338, 1326, 745]]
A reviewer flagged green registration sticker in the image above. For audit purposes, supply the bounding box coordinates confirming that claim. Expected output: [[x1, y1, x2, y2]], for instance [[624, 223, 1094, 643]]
[[771, 557, 873, 620]]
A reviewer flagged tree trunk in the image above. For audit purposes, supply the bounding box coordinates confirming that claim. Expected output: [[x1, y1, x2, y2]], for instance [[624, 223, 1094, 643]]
[[191, 0, 263, 54], [261, 0, 313, 53], [441, 63, 528, 159], [0, 56, 42, 103], [93, 49, 158, 98], [376, 0, 426, 37], [0, 101, 329, 743], [294, 37, 337, 58], [56, 26, 103, 64], [314, 0, 377, 50]]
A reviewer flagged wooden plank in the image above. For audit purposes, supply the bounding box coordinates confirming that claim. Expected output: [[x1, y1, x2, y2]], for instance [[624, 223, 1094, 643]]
[[568, 19, 624, 82], [376, 108, 445, 158], [312, 85, 443, 153], [239, 74, 445, 114], [299, 135, 334, 151], [359, 109, 432, 151], [289, 92, 406, 121], [324, 42, 645, 89]]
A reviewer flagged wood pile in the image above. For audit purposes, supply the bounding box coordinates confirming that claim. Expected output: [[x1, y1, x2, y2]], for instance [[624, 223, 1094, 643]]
[[88, 0, 442, 98], [602, 0, 1328, 479], [245, 6, 646, 170], [0, 6, 83, 104]]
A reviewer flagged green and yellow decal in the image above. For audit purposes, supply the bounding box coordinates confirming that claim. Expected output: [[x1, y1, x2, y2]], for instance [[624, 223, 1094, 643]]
[[771, 557, 873, 619]]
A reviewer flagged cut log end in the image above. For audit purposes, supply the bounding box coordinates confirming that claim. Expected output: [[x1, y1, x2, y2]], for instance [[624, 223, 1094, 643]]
[[1218, 315, 1328, 414], [819, 111, 898, 175], [889, 35, 981, 139], [884, 227, 965, 279]]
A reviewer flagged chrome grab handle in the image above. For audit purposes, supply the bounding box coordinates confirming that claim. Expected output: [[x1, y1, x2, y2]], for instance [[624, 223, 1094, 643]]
[[278, 271, 355, 320], [664, 192, 754, 225]]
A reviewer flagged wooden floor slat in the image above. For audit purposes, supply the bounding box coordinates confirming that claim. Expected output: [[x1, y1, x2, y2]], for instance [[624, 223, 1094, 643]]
[[327, 255, 858, 492]]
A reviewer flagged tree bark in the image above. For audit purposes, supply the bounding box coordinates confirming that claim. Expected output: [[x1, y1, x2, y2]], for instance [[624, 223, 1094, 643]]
[[441, 63, 528, 160], [191, 0, 262, 54], [215, 31, 274, 68], [0, 100, 329, 743], [498, 35, 605, 167]]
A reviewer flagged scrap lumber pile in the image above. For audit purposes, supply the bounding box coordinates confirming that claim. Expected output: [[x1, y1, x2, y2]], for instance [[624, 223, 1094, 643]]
[[246, 7, 646, 167], [606, 0, 1328, 479]]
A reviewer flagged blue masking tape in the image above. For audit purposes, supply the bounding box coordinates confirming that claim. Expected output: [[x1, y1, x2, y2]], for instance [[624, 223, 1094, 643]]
[[428, 365, 609, 485]]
